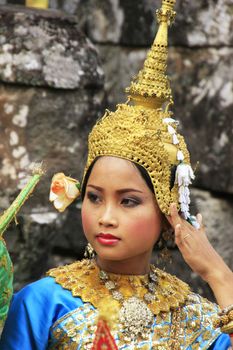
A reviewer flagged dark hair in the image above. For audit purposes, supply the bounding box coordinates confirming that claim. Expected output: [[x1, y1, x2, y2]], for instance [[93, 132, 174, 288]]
[[81, 157, 155, 200], [81, 158, 99, 200]]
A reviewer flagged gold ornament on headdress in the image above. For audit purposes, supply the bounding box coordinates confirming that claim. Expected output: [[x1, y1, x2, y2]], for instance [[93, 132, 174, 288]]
[[126, 0, 176, 109], [83, 0, 198, 223]]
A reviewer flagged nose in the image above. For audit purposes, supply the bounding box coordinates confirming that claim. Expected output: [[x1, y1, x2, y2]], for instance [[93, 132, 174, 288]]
[[98, 204, 118, 227]]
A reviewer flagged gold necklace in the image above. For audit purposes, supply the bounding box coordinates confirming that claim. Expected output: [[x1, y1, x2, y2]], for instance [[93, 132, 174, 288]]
[[99, 267, 158, 342]]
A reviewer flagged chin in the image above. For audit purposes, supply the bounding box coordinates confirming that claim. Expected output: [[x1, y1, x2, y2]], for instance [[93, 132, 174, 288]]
[[95, 250, 122, 261], [95, 248, 139, 262]]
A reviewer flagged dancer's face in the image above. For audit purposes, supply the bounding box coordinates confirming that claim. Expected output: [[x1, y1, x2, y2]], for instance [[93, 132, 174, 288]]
[[81, 156, 162, 273]]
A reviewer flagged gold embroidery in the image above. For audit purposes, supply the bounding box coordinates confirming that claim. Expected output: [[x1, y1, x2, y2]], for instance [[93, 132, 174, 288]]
[[48, 260, 221, 349], [47, 259, 190, 317], [49, 301, 221, 350]]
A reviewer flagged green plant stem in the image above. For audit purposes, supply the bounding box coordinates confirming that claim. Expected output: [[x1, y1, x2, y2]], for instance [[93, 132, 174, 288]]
[[0, 170, 43, 236]]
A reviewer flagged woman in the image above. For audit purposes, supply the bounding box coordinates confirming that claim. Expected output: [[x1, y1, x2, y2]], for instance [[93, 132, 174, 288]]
[[0, 0, 232, 348], [0, 156, 232, 349]]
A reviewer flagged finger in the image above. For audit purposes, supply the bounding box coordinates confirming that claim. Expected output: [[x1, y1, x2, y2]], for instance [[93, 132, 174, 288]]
[[174, 223, 182, 245], [175, 223, 193, 246], [169, 203, 182, 227]]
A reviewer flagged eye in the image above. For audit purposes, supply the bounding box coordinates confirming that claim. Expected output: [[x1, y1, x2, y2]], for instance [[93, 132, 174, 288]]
[[86, 192, 101, 204], [121, 197, 141, 208]]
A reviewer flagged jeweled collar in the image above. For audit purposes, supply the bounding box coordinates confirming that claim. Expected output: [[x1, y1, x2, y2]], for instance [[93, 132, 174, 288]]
[[47, 259, 190, 315]]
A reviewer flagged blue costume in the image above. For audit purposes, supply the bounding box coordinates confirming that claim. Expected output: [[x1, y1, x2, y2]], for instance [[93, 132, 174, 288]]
[[0, 260, 231, 349]]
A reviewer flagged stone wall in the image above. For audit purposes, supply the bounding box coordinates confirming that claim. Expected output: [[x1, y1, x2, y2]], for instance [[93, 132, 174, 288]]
[[0, 1, 232, 298], [0, 5, 105, 289]]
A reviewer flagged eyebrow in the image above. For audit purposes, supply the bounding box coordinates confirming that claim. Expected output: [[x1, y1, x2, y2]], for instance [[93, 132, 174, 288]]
[[87, 184, 143, 194]]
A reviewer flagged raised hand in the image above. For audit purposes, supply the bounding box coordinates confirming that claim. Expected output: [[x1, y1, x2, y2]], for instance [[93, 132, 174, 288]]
[[166, 203, 233, 311]]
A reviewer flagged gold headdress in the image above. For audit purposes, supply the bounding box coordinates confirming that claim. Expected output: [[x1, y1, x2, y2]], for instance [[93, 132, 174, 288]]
[[83, 0, 197, 224], [47, 1, 196, 225]]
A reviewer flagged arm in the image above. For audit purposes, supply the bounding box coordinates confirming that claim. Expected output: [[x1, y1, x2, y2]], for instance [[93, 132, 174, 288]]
[[208, 334, 231, 349], [167, 204, 233, 348], [0, 279, 54, 350], [0, 276, 83, 349]]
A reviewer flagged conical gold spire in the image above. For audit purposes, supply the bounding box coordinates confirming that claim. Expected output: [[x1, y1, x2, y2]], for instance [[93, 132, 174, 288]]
[[126, 0, 176, 109]]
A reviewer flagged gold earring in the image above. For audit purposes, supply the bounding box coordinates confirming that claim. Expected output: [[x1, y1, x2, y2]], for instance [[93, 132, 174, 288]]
[[84, 243, 95, 259]]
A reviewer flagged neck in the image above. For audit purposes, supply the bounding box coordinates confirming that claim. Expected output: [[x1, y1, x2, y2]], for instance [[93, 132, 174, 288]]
[[96, 252, 152, 275]]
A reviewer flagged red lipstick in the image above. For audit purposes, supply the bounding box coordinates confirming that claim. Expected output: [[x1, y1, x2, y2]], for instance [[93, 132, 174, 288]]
[[96, 233, 120, 246]]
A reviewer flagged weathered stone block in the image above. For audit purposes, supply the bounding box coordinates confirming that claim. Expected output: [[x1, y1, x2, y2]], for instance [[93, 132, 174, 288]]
[[96, 45, 147, 108], [191, 188, 233, 270], [0, 5, 104, 89], [174, 0, 233, 47], [170, 47, 233, 194], [2, 0, 233, 47], [48, 0, 233, 47]]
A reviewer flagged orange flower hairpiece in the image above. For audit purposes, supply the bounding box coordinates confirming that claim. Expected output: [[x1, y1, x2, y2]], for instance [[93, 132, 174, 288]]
[[49, 173, 80, 212]]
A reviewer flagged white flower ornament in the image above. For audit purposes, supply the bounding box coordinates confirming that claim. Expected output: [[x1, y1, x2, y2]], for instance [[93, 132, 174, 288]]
[[49, 173, 80, 212], [175, 163, 195, 220], [163, 118, 200, 228]]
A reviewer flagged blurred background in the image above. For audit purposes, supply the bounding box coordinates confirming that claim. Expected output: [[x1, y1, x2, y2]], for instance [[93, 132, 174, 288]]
[[0, 0, 232, 301]]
